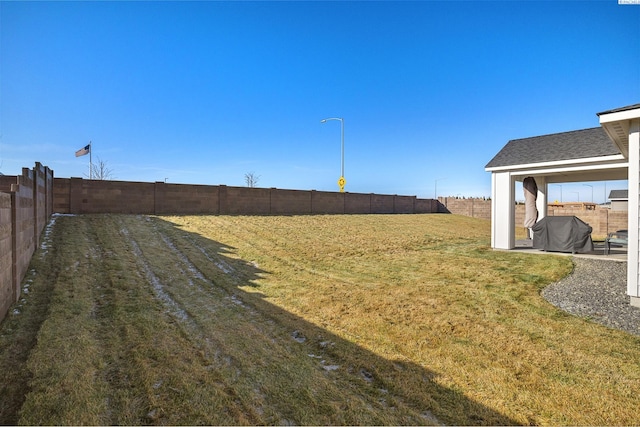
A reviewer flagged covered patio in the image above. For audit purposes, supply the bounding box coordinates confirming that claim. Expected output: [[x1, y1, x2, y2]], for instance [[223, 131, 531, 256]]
[[485, 103, 640, 307], [512, 237, 627, 261]]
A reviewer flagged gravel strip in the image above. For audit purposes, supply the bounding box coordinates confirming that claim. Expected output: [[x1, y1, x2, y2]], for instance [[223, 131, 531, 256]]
[[542, 257, 640, 336]]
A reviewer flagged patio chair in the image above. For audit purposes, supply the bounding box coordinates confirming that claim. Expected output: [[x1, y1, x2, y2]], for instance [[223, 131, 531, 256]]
[[605, 230, 628, 255]]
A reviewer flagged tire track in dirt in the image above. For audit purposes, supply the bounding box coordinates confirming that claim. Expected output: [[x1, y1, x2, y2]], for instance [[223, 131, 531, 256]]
[[84, 215, 157, 425], [114, 216, 263, 424], [136, 217, 384, 424], [155, 216, 448, 425], [119, 216, 254, 322], [151, 219, 256, 313], [119, 223, 190, 322], [126, 216, 263, 354]]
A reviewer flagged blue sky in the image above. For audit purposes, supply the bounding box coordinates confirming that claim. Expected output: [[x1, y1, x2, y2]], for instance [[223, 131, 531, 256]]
[[1, 1, 638, 201]]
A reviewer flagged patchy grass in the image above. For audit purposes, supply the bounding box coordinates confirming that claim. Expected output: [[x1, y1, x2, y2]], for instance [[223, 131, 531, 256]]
[[1, 213, 639, 425]]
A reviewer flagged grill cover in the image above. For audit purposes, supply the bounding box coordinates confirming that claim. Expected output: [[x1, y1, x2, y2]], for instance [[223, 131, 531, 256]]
[[531, 216, 594, 253]]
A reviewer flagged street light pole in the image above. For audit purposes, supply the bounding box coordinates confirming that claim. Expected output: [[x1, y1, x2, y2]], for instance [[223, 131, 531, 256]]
[[434, 178, 446, 199], [553, 184, 563, 202], [571, 191, 580, 202], [320, 117, 345, 192], [583, 184, 593, 203]]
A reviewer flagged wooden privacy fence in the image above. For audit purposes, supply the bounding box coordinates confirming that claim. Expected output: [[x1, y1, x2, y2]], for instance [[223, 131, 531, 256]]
[[0, 163, 54, 323], [53, 178, 440, 215], [439, 197, 628, 237]]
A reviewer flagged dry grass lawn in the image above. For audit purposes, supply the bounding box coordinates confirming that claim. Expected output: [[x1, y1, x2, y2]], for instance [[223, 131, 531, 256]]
[[0, 213, 639, 425]]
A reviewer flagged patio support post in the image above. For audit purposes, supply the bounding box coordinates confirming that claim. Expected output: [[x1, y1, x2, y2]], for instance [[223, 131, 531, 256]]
[[491, 171, 515, 249], [628, 118, 640, 307]]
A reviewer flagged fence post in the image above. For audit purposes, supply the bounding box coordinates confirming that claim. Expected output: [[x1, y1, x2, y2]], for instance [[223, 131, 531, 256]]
[[310, 190, 315, 214], [10, 191, 17, 307], [32, 165, 38, 251], [69, 177, 83, 214]]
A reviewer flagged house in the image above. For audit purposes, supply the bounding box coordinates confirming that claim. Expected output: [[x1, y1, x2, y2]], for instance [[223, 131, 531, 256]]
[[608, 189, 628, 211], [485, 103, 640, 307]]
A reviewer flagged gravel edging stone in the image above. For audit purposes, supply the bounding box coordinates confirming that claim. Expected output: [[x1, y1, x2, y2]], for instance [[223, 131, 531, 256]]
[[542, 257, 640, 336]]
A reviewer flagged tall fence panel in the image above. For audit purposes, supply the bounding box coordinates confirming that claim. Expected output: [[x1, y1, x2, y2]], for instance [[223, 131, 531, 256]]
[[415, 198, 439, 213], [439, 197, 491, 219], [545, 206, 628, 237], [394, 195, 416, 214], [270, 189, 312, 215], [0, 163, 54, 323], [311, 191, 344, 214], [219, 186, 271, 215], [54, 178, 439, 216], [0, 193, 13, 323], [34, 163, 53, 244], [439, 196, 629, 237], [66, 179, 155, 214], [344, 193, 370, 213], [13, 171, 36, 312], [155, 182, 219, 214], [53, 177, 71, 213], [371, 194, 395, 214]]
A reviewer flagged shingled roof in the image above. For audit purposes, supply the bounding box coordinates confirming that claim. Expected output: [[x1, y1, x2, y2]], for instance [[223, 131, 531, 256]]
[[597, 103, 640, 116], [485, 127, 621, 169], [608, 189, 628, 200]]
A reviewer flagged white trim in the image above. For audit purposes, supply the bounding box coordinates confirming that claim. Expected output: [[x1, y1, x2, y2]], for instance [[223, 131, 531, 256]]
[[485, 154, 625, 173], [628, 118, 640, 299], [599, 107, 640, 124], [491, 172, 515, 250], [507, 161, 628, 177]]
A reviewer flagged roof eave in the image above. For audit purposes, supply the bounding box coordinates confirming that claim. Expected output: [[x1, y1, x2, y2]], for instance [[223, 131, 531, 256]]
[[598, 105, 640, 159], [597, 103, 640, 118], [485, 154, 627, 173]]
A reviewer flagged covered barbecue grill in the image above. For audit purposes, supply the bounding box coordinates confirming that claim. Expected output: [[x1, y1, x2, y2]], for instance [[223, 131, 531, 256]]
[[531, 216, 594, 254]]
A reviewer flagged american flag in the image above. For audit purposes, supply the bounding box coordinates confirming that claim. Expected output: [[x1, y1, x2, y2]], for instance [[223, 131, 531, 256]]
[[75, 144, 90, 157]]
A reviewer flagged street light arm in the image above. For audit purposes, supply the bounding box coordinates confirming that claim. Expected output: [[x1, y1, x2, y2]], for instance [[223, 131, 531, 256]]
[[320, 117, 345, 190], [320, 117, 343, 123], [583, 184, 594, 203], [434, 178, 446, 199]]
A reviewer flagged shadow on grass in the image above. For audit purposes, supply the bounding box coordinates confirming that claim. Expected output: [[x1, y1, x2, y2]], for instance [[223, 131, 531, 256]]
[[0, 214, 522, 425], [156, 217, 522, 426]]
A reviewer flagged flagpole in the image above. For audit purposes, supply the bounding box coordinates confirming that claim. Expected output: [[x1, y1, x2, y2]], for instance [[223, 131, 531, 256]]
[[89, 141, 92, 180]]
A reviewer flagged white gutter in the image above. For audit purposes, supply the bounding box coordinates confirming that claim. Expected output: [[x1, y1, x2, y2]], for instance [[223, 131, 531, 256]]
[[485, 154, 626, 173]]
